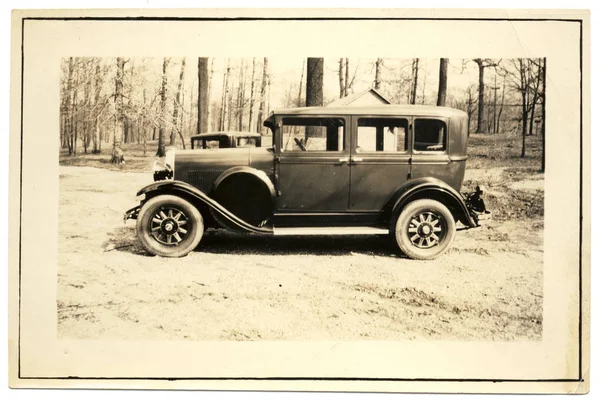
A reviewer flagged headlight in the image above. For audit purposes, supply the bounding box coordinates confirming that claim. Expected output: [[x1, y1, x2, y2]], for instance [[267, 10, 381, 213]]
[[153, 160, 167, 172], [165, 149, 175, 171]]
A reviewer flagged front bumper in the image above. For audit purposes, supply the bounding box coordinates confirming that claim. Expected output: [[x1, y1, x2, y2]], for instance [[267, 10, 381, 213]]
[[123, 205, 141, 223]]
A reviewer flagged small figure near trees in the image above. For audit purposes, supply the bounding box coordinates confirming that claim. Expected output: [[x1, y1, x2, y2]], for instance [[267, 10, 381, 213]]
[[110, 139, 125, 164]]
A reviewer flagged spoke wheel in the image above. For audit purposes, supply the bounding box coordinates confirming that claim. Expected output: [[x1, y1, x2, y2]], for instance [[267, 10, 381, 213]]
[[136, 195, 204, 258], [407, 211, 446, 249], [394, 199, 456, 260], [150, 206, 190, 246]]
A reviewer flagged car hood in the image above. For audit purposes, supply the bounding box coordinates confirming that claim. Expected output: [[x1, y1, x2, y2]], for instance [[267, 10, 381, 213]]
[[172, 147, 275, 191]]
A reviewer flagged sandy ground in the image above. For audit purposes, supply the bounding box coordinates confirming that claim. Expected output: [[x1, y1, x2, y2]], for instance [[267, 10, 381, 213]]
[[58, 166, 543, 341]]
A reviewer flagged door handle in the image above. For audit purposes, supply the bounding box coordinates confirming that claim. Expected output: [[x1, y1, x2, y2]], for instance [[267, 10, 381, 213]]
[[352, 157, 363, 162], [338, 157, 350, 163]]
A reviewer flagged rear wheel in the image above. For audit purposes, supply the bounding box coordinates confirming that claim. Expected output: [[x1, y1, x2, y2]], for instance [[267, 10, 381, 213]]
[[136, 195, 204, 257], [394, 199, 455, 260]]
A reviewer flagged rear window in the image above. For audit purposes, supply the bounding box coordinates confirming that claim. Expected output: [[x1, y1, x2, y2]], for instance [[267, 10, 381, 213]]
[[357, 118, 408, 153], [414, 119, 447, 152]]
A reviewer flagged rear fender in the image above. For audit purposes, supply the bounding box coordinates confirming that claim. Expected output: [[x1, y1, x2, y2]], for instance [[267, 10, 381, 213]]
[[385, 177, 477, 228], [136, 180, 272, 234]]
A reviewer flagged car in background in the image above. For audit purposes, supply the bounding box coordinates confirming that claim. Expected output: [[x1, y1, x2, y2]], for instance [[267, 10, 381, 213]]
[[190, 132, 262, 150], [125, 105, 490, 260]]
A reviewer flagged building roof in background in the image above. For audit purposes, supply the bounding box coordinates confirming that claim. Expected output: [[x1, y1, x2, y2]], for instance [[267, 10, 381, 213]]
[[326, 87, 392, 107], [271, 104, 467, 118]]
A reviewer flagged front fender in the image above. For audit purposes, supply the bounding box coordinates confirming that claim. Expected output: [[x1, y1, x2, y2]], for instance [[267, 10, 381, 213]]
[[135, 180, 273, 234], [386, 177, 478, 228]]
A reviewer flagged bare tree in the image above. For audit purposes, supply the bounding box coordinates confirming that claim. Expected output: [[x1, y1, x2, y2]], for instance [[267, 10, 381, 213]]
[[540, 58, 546, 172], [256, 58, 269, 134], [170, 58, 186, 148], [219, 58, 231, 131], [92, 59, 104, 154], [236, 59, 247, 131], [409, 58, 419, 105], [495, 75, 506, 134], [473, 58, 499, 133], [297, 59, 305, 106], [465, 85, 477, 136], [111, 57, 126, 163], [338, 58, 345, 98], [156, 57, 169, 157], [528, 58, 543, 137], [65, 57, 74, 155], [305, 57, 324, 140], [197, 57, 209, 134], [344, 58, 350, 96], [374, 58, 383, 90], [436, 58, 448, 106], [248, 58, 257, 130]]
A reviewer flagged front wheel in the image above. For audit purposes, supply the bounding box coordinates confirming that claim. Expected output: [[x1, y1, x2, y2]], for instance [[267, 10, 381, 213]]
[[394, 199, 456, 260], [136, 195, 204, 257]]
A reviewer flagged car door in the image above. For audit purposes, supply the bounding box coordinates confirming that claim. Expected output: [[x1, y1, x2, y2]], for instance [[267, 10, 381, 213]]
[[349, 115, 413, 211], [275, 115, 350, 211]]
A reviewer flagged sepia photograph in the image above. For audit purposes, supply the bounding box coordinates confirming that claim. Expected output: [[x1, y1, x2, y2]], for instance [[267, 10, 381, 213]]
[[58, 56, 544, 341], [8, 8, 589, 393]]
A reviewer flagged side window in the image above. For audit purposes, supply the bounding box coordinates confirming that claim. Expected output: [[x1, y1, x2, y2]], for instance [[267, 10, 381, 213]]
[[414, 119, 447, 152], [204, 139, 221, 149], [357, 118, 408, 153], [281, 117, 345, 152]]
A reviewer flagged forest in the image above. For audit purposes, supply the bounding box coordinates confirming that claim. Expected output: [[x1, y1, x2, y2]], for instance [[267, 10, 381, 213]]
[[59, 57, 546, 170]]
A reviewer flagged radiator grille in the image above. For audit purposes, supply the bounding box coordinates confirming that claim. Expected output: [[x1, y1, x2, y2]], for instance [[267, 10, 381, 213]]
[[187, 169, 224, 193]]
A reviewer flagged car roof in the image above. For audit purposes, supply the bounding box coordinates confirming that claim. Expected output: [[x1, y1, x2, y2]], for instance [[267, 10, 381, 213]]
[[271, 104, 467, 118], [190, 131, 261, 139]]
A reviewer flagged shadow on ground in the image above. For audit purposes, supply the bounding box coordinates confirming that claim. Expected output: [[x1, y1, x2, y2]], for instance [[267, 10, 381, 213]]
[[104, 225, 404, 258]]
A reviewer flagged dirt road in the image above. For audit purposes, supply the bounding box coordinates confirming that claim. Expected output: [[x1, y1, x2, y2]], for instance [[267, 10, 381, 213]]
[[58, 166, 543, 341]]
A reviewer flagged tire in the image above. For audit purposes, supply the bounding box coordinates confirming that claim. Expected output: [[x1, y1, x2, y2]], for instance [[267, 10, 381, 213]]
[[393, 199, 456, 260], [136, 195, 204, 257]]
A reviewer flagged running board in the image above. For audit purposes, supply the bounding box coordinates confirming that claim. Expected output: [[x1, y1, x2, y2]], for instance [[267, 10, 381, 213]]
[[273, 226, 389, 236]]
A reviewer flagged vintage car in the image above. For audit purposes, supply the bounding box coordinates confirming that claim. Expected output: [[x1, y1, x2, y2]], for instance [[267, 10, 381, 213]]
[[125, 105, 489, 260], [190, 132, 262, 150]]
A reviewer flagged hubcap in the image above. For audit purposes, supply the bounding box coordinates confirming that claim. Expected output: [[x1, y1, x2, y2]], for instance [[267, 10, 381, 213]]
[[150, 206, 190, 246], [407, 211, 445, 249]]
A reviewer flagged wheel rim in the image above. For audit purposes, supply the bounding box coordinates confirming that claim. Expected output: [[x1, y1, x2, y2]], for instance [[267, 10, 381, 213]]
[[149, 206, 190, 246], [407, 210, 446, 249]]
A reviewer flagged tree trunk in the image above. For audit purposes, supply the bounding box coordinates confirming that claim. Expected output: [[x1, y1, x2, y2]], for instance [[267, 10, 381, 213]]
[[207, 58, 215, 131], [220, 58, 231, 131], [248, 58, 257, 131], [305, 58, 324, 140], [496, 76, 505, 134], [156, 57, 169, 157], [344, 58, 350, 97], [256, 57, 269, 134], [374, 58, 382, 90], [475, 59, 485, 133], [66, 57, 74, 155], [72, 61, 79, 156], [297, 59, 305, 106], [338, 58, 345, 98], [436, 58, 448, 106], [528, 58, 542, 137], [92, 60, 102, 153], [237, 59, 246, 131], [111, 57, 125, 163], [541, 58, 546, 172], [171, 58, 186, 147], [197, 57, 209, 134], [519, 60, 528, 158], [410, 58, 419, 105]]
